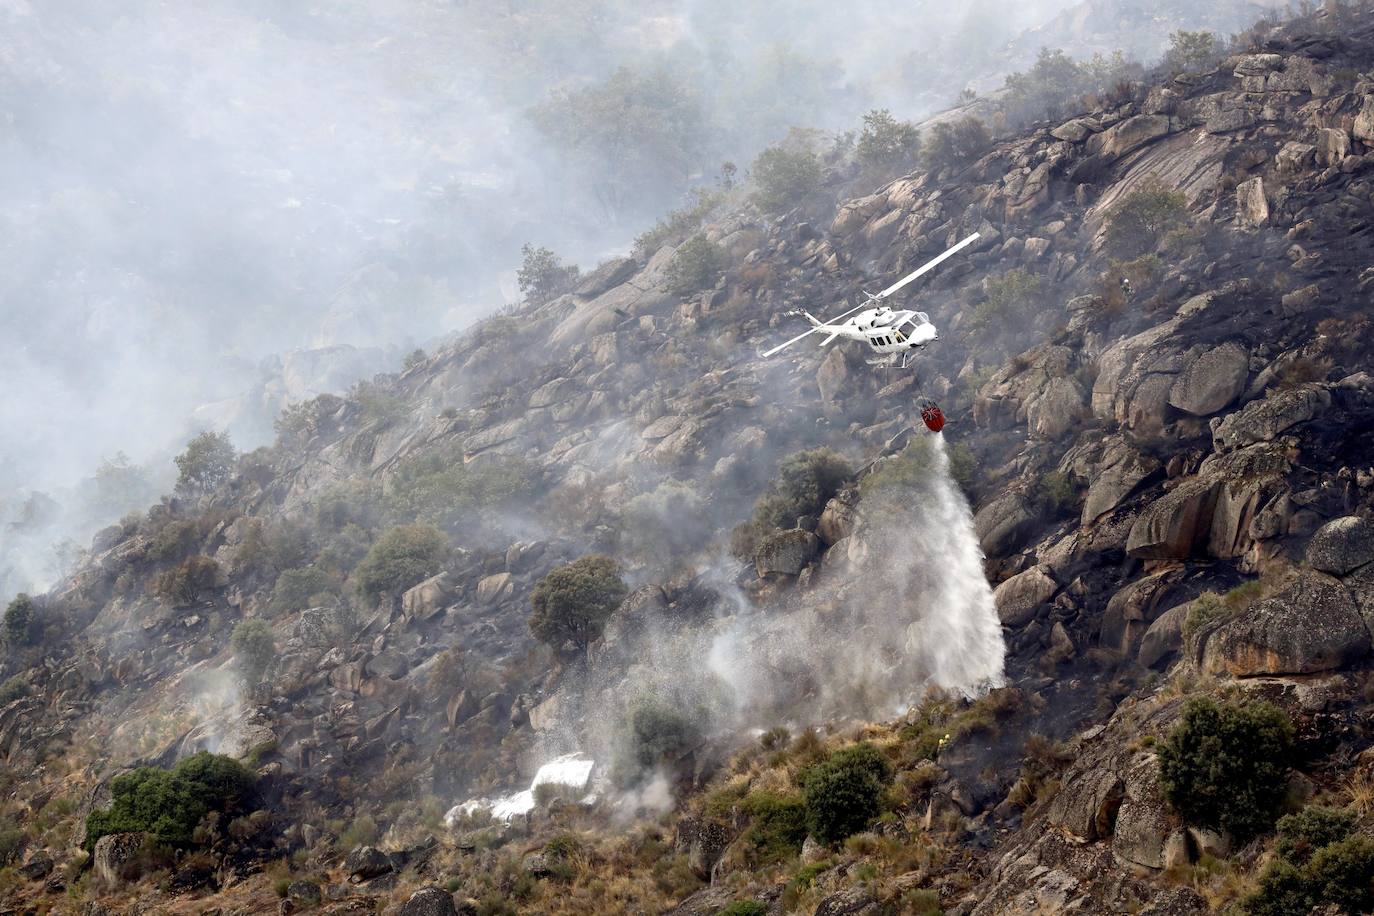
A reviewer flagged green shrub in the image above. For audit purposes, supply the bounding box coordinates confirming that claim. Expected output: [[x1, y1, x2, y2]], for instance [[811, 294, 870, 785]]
[[972, 269, 1042, 329], [0, 818, 24, 865], [923, 117, 991, 170], [860, 438, 938, 501], [751, 137, 823, 214], [1276, 807, 1355, 865], [1104, 183, 1190, 259], [266, 567, 340, 617], [0, 676, 28, 705], [1164, 30, 1219, 74], [233, 518, 313, 577], [947, 441, 977, 496], [1002, 47, 1138, 124], [84, 752, 254, 850], [1242, 859, 1315, 916], [731, 449, 852, 560], [354, 524, 449, 604], [664, 235, 726, 298], [349, 380, 407, 428], [621, 480, 710, 562], [1307, 835, 1374, 912], [1036, 471, 1078, 515], [3, 594, 35, 644], [318, 523, 372, 576], [174, 431, 236, 498], [383, 451, 538, 531], [741, 792, 808, 865], [230, 619, 276, 684], [1157, 698, 1295, 841], [616, 699, 702, 785], [517, 243, 580, 305], [802, 743, 892, 844], [274, 394, 344, 448], [528, 556, 627, 652], [1182, 582, 1264, 639], [856, 109, 920, 176], [150, 555, 221, 607], [633, 188, 724, 258], [147, 518, 200, 562], [719, 902, 767, 916], [1247, 832, 1374, 915]]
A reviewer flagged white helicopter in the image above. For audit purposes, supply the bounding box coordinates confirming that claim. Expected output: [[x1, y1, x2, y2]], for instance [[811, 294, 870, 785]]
[[759, 231, 981, 369]]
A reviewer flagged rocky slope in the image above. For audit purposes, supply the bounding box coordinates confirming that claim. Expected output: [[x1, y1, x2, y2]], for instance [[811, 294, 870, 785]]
[[6, 5, 1374, 915]]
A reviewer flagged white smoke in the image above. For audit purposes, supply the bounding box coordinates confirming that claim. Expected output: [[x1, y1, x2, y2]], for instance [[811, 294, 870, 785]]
[[528, 430, 1005, 798]]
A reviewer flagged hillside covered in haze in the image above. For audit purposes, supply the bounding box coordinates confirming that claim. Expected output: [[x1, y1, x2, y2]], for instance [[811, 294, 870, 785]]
[[5, 2, 1374, 915]]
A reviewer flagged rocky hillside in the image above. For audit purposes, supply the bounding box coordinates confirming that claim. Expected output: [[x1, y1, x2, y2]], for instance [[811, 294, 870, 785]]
[[6, 5, 1374, 915]]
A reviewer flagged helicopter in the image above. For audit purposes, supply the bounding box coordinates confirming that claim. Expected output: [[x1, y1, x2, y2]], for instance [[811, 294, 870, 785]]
[[757, 231, 981, 432]]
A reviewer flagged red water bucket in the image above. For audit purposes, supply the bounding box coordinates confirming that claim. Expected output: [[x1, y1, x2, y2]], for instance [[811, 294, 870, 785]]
[[921, 403, 945, 433]]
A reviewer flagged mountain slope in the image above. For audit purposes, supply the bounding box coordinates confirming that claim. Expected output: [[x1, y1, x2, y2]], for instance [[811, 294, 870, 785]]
[[5, 5, 1374, 914]]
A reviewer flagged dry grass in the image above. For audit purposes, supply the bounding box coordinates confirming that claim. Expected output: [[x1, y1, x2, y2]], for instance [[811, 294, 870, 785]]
[[1341, 770, 1374, 818]]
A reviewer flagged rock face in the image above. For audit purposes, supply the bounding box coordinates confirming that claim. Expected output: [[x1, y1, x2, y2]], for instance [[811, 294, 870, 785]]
[[975, 490, 1036, 557], [1126, 479, 1217, 559], [1236, 176, 1269, 226], [1097, 114, 1173, 159], [1045, 768, 1124, 841], [1167, 342, 1248, 416], [399, 887, 459, 916], [993, 566, 1058, 626], [1083, 437, 1160, 524], [402, 573, 452, 620], [93, 832, 146, 884], [1211, 385, 1330, 451], [1112, 756, 1176, 870], [813, 886, 880, 916], [345, 845, 394, 882], [674, 816, 731, 881], [754, 529, 820, 578], [1202, 574, 1370, 676], [1306, 516, 1374, 575], [1138, 604, 1188, 669]]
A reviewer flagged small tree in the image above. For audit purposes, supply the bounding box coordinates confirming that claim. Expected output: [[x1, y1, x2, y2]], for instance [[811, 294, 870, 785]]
[[1157, 697, 1295, 841], [151, 555, 221, 607], [353, 524, 449, 604], [3, 594, 34, 645], [1104, 183, 1190, 258], [174, 431, 237, 498], [664, 235, 726, 298], [802, 743, 892, 844], [230, 619, 276, 684], [528, 556, 627, 652], [266, 567, 340, 617], [517, 244, 580, 305], [751, 137, 823, 214], [1165, 30, 1218, 74], [855, 108, 921, 176]]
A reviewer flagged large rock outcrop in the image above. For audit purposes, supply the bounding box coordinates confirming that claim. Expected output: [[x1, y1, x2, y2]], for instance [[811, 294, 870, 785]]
[[1306, 516, 1374, 575], [1202, 574, 1370, 676]]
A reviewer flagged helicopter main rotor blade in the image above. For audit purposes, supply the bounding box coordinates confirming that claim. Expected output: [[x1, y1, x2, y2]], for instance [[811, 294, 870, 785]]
[[759, 326, 821, 358], [875, 231, 981, 300]]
